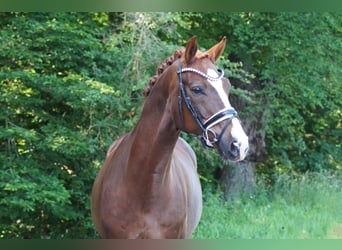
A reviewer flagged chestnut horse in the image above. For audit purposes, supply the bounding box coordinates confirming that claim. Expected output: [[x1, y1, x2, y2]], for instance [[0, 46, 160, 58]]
[[91, 36, 249, 239]]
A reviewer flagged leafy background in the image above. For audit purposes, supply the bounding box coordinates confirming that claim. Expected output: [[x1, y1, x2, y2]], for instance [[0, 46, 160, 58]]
[[0, 12, 341, 238]]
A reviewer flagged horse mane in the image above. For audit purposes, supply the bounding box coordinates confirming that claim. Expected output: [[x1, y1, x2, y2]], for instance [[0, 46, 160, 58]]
[[143, 49, 183, 97]]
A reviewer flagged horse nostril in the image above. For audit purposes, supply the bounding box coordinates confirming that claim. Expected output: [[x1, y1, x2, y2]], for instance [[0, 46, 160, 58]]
[[230, 141, 240, 157]]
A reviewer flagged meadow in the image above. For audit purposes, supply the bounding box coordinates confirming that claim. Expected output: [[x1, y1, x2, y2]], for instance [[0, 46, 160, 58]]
[[193, 171, 342, 239]]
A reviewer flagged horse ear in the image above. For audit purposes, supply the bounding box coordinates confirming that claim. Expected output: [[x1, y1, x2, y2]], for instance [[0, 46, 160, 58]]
[[206, 36, 226, 63], [184, 36, 198, 65]]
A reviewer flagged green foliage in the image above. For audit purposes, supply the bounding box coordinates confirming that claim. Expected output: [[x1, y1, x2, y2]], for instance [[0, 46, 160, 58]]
[[0, 12, 341, 238], [258, 13, 342, 174], [0, 13, 129, 238]]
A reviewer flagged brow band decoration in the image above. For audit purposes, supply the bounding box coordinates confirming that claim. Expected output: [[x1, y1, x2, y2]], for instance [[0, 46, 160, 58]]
[[179, 68, 224, 82]]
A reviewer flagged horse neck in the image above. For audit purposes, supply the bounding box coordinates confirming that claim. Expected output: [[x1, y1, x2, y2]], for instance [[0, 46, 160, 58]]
[[127, 71, 179, 184]]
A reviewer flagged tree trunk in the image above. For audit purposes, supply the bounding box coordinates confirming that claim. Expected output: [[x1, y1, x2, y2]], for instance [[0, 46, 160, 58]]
[[220, 70, 266, 200], [221, 161, 255, 199]]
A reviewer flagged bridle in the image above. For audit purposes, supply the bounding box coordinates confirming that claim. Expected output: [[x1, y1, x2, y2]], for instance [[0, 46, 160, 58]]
[[177, 60, 239, 148]]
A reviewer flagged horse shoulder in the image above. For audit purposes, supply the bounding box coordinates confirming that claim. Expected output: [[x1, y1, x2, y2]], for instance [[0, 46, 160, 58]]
[[175, 137, 197, 167], [172, 137, 202, 238], [91, 134, 127, 237]]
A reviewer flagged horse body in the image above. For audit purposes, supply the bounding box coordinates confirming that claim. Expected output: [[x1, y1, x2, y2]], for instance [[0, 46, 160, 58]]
[[91, 136, 201, 239], [91, 36, 248, 238], [91, 63, 202, 238]]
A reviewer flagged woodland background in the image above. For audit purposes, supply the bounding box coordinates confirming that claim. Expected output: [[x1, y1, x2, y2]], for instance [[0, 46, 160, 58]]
[[0, 12, 341, 238]]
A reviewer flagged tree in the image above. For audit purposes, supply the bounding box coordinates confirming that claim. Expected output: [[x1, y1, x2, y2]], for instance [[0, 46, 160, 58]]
[[0, 12, 126, 238]]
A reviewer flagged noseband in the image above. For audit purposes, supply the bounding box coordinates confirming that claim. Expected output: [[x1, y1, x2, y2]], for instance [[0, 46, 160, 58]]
[[177, 61, 239, 148]]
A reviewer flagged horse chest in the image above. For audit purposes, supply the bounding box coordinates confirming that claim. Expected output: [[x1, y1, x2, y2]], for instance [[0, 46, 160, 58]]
[[103, 193, 188, 238]]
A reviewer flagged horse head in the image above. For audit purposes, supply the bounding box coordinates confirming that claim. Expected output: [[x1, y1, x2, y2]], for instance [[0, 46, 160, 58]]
[[174, 36, 249, 161]]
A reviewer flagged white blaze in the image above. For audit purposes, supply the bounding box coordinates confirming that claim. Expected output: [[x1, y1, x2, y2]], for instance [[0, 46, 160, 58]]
[[207, 68, 249, 160], [231, 118, 249, 160], [207, 69, 230, 107]]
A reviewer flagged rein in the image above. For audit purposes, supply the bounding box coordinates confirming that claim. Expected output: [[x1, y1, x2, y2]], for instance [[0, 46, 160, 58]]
[[177, 61, 238, 148]]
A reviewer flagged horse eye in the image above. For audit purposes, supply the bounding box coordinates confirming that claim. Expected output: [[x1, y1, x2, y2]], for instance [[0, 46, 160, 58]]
[[191, 86, 204, 95]]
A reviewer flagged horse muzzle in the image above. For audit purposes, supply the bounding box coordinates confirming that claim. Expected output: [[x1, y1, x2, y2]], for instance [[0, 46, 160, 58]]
[[216, 118, 249, 161]]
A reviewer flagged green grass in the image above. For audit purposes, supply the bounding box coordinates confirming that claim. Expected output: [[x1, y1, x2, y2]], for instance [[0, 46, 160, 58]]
[[192, 171, 342, 239]]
